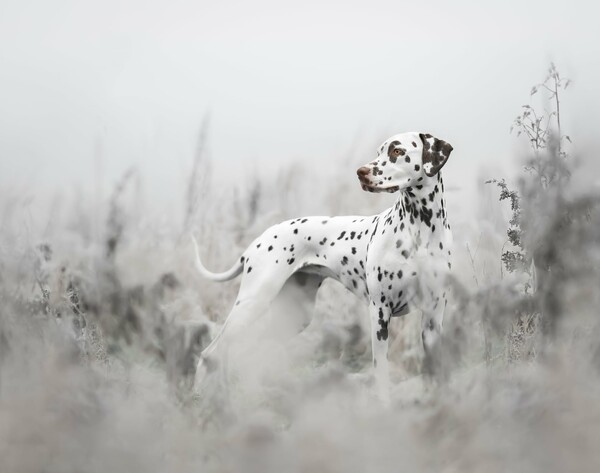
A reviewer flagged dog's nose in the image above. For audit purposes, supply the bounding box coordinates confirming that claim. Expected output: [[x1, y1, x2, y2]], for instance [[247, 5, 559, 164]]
[[356, 166, 370, 178]]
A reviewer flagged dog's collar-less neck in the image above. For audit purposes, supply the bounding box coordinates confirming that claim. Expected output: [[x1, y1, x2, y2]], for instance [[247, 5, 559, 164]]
[[393, 174, 449, 233]]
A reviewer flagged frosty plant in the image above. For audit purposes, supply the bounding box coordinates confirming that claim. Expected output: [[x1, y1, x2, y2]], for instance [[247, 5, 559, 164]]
[[487, 63, 572, 284], [513, 63, 572, 158], [481, 63, 583, 356]]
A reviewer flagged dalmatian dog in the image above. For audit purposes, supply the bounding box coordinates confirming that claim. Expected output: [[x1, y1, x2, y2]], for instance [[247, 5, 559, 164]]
[[192, 131, 453, 397]]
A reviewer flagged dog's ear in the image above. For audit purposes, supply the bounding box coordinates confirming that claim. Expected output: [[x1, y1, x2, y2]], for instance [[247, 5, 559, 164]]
[[419, 133, 453, 177]]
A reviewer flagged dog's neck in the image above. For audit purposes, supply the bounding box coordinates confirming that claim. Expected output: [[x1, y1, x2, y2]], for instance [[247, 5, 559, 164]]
[[392, 173, 449, 239]]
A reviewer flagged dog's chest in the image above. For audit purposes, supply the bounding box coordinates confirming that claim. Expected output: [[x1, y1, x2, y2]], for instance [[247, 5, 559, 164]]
[[364, 201, 450, 309]]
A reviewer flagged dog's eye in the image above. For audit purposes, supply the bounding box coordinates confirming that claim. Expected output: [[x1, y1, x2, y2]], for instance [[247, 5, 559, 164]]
[[394, 149, 400, 155]]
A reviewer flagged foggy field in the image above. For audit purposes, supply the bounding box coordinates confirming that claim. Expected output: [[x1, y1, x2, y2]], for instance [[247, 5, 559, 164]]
[[2, 1, 600, 472], [3, 124, 600, 472]]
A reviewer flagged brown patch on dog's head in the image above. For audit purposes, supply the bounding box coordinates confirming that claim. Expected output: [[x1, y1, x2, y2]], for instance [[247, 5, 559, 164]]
[[419, 133, 453, 177], [387, 141, 406, 163]]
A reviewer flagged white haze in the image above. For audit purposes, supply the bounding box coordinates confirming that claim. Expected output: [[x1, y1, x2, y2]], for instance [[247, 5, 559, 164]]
[[1, 0, 599, 218], [1, 2, 600, 472]]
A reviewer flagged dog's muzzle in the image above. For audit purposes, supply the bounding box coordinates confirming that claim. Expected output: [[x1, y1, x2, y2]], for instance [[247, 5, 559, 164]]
[[356, 166, 371, 184], [357, 166, 375, 191]]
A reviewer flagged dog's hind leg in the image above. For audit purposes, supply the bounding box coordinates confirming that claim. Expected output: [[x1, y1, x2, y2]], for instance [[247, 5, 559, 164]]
[[194, 296, 272, 389], [200, 273, 321, 356], [267, 272, 323, 340], [194, 265, 296, 387]]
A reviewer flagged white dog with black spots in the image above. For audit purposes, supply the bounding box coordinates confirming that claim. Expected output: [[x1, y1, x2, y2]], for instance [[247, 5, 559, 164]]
[[192, 131, 453, 399]]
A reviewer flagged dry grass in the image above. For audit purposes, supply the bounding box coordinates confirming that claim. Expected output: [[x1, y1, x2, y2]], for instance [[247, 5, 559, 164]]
[[1, 143, 600, 473]]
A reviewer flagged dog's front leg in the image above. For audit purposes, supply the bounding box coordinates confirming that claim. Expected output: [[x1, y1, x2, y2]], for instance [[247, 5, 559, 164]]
[[369, 304, 391, 404]]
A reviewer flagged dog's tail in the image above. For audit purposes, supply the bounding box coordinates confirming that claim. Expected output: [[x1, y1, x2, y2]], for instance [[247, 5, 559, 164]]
[[191, 235, 244, 282]]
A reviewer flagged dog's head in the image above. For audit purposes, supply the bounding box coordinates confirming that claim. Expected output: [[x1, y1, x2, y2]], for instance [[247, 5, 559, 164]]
[[357, 132, 453, 193]]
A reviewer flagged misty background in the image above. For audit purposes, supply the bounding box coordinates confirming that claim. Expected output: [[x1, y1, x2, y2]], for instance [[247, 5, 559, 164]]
[[3, 2, 600, 472], [1, 0, 599, 225]]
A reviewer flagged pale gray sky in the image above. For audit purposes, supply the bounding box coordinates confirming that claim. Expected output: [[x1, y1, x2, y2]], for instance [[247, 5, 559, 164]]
[[1, 0, 598, 210]]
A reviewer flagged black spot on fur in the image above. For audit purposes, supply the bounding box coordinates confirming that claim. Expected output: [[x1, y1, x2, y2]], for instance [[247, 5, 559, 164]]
[[420, 207, 433, 227], [376, 318, 389, 341]]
